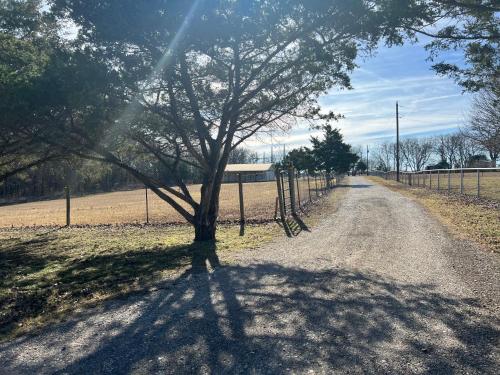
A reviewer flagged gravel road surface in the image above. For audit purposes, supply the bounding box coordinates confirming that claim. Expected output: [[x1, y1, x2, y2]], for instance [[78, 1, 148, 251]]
[[1, 176, 499, 374]]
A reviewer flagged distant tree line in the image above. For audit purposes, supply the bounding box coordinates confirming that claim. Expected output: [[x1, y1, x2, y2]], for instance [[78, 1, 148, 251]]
[[0, 147, 261, 201], [371, 87, 499, 172]]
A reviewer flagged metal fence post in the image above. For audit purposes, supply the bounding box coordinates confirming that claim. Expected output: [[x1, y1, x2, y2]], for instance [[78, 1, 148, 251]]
[[288, 164, 297, 215], [145, 187, 149, 224], [307, 173, 312, 202], [437, 170, 440, 191], [295, 170, 302, 211], [447, 170, 451, 192], [238, 173, 245, 235], [64, 186, 71, 227], [477, 169, 480, 198], [274, 167, 286, 221], [460, 169, 464, 194]]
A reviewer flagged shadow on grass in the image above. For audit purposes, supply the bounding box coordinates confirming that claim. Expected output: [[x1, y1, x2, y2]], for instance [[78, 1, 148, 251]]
[[0, 232, 223, 339], [1, 258, 498, 374]]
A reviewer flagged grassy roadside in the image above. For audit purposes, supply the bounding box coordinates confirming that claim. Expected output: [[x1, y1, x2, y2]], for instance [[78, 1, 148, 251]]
[[0, 187, 345, 342], [367, 176, 500, 253]]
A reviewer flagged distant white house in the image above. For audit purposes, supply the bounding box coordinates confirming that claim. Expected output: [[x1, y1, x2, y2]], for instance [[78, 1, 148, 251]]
[[223, 163, 275, 183]]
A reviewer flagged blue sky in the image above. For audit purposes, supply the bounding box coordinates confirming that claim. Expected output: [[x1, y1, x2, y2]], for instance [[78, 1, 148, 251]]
[[246, 40, 472, 155]]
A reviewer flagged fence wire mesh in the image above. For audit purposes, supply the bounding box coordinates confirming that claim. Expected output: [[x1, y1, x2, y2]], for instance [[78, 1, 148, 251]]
[[371, 168, 500, 201]]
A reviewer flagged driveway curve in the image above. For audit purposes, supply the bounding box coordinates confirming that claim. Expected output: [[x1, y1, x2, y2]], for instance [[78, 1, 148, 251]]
[[1, 176, 499, 374]]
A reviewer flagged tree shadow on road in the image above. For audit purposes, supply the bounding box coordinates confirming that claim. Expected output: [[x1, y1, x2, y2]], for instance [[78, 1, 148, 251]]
[[2, 258, 498, 374]]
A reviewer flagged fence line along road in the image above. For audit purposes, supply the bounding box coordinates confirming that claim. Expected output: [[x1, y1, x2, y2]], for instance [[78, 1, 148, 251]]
[[370, 168, 500, 201]]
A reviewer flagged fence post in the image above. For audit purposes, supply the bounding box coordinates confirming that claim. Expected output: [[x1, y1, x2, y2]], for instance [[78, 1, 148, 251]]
[[288, 164, 297, 216], [64, 186, 71, 227], [274, 167, 286, 221], [295, 170, 302, 211], [238, 173, 245, 235], [429, 171, 432, 189], [460, 169, 464, 194], [307, 173, 312, 202], [314, 175, 319, 197], [437, 170, 440, 191], [447, 170, 451, 193], [145, 187, 149, 224], [477, 169, 480, 198]]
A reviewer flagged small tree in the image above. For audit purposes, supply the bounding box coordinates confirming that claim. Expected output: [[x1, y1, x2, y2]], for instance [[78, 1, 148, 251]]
[[356, 160, 368, 174], [311, 126, 359, 175], [283, 147, 316, 173]]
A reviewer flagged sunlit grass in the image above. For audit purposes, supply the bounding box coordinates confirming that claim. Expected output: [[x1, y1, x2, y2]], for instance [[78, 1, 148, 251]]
[[0, 224, 281, 341]]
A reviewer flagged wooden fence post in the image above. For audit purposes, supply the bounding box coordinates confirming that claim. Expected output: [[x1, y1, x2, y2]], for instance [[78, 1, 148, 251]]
[[437, 170, 440, 191], [448, 170, 451, 192], [64, 186, 70, 227], [238, 173, 245, 235], [314, 175, 319, 197]]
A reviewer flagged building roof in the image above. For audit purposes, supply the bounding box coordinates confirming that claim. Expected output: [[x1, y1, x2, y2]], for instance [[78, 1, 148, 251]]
[[224, 163, 274, 173]]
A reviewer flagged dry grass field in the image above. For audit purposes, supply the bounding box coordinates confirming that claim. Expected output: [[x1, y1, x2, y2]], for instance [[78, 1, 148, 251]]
[[409, 171, 500, 201], [0, 181, 280, 228]]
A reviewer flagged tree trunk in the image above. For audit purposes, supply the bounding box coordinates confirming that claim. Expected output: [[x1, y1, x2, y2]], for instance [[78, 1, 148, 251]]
[[194, 216, 217, 241], [193, 181, 220, 242]]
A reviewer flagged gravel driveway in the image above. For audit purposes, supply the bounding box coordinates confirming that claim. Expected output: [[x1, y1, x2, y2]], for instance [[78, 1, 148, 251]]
[[1, 176, 499, 374]]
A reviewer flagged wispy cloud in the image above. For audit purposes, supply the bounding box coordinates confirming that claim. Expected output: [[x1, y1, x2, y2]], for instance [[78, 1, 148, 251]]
[[246, 41, 471, 153]]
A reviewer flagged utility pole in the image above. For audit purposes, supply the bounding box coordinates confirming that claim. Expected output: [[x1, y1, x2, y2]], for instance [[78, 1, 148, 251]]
[[396, 101, 400, 182], [366, 145, 369, 176]]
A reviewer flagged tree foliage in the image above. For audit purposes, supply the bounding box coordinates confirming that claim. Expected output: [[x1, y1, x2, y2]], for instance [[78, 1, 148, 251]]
[[311, 126, 359, 175], [3, 0, 413, 240]]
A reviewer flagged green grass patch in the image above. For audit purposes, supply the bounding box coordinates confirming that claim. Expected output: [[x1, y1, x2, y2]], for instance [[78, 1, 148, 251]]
[[0, 224, 281, 341], [368, 177, 500, 253]]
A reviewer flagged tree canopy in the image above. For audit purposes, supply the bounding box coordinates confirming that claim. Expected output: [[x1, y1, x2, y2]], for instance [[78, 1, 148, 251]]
[[311, 126, 359, 175], [2, 0, 496, 241]]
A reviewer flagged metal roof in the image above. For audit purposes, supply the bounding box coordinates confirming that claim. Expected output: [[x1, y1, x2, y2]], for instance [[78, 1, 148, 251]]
[[224, 163, 274, 173]]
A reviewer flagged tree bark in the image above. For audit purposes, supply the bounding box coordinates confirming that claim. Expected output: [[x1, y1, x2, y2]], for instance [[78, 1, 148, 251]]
[[193, 180, 220, 242]]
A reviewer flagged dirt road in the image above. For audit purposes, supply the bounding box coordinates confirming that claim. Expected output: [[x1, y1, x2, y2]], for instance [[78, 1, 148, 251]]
[[1, 177, 499, 374]]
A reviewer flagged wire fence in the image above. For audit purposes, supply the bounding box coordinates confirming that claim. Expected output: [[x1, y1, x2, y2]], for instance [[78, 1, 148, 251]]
[[274, 166, 339, 220], [0, 167, 341, 228], [371, 168, 500, 201]]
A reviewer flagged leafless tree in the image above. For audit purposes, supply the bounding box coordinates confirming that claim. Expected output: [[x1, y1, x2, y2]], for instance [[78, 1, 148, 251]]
[[400, 138, 434, 171], [372, 142, 395, 172], [464, 88, 500, 166]]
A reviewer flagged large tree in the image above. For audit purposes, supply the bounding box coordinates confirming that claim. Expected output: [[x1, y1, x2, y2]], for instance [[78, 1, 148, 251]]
[[400, 138, 434, 171], [3, 0, 454, 241], [6, 0, 410, 241], [464, 88, 500, 166]]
